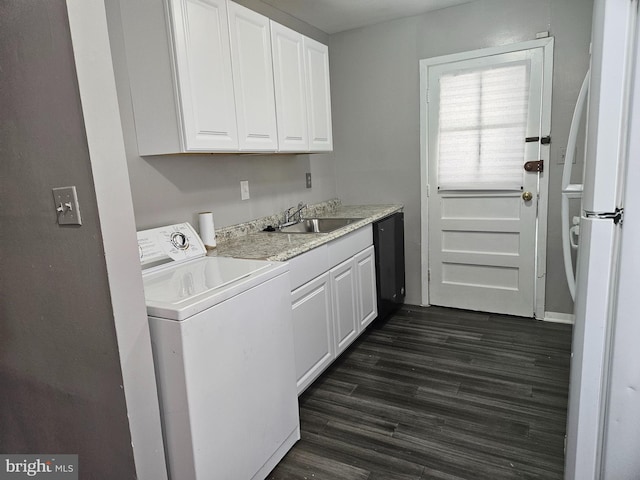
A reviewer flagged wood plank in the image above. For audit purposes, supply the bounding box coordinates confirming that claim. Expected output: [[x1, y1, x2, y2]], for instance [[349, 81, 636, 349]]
[[267, 306, 572, 480]]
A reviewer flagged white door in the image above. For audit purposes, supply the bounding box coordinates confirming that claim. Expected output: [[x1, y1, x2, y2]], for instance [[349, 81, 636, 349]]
[[227, 1, 278, 152], [168, 0, 238, 151], [426, 46, 549, 317]]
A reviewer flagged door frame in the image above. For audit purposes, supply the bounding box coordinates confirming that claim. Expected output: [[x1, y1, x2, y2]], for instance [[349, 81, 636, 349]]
[[419, 38, 554, 318]]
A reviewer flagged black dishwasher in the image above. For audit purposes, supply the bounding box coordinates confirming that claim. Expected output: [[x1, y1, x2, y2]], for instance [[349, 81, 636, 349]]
[[373, 211, 405, 321]]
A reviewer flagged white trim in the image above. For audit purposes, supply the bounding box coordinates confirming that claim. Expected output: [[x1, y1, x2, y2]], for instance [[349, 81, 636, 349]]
[[65, 1, 168, 479], [419, 37, 554, 317], [419, 59, 430, 306], [544, 311, 576, 325], [421, 38, 554, 68], [536, 37, 554, 319]]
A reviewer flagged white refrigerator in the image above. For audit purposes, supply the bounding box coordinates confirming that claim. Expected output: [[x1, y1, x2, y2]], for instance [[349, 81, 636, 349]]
[[564, 0, 640, 478]]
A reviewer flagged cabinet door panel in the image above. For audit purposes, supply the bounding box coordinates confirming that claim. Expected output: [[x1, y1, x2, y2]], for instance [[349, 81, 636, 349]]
[[356, 246, 378, 330], [304, 36, 333, 151], [271, 21, 309, 152], [169, 0, 238, 151], [331, 259, 358, 355], [291, 274, 334, 394], [228, 2, 278, 151]]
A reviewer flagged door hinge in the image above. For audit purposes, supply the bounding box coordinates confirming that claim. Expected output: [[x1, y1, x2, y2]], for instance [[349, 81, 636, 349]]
[[428, 269, 431, 282], [585, 207, 624, 225], [426, 184, 430, 197], [426, 89, 431, 103], [525, 135, 551, 144], [524, 160, 544, 172]]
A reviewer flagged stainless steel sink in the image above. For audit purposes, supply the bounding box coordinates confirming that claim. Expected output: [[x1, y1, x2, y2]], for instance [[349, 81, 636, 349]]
[[278, 218, 364, 234]]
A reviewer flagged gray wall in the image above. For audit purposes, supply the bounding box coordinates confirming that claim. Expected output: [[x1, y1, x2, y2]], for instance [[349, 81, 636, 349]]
[[0, 1, 137, 477], [105, 0, 337, 231], [235, 0, 329, 44], [329, 0, 593, 312]]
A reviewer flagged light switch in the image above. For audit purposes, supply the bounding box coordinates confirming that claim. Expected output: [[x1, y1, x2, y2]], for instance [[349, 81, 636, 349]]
[[53, 186, 82, 225], [306, 173, 312, 189]]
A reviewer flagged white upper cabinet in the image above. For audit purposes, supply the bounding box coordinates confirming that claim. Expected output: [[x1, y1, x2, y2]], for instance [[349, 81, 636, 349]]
[[271, 21, 334, 153], [120, 0, 238, 154], [304, 37, 333, 152], [120, 0, 331, 155], [228, 2, 278, 151], [270, 21, 310, 152], [170, 0, 238, 152]]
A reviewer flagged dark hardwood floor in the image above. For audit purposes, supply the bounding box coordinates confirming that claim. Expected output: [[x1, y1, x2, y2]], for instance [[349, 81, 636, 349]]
[[268, 305, 573, 480]]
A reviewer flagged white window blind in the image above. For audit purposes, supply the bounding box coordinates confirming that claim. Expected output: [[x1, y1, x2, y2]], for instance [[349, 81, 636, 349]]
[[437, 62, 530, 190]]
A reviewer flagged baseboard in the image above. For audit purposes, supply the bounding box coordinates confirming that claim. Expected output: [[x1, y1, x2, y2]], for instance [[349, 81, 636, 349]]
[[543, 311, 575, 324]]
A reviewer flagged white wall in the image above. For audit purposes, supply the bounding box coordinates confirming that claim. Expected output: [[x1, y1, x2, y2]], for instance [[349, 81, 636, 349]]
[[104, 0, 337, 231], [329, 0, 593, 311]]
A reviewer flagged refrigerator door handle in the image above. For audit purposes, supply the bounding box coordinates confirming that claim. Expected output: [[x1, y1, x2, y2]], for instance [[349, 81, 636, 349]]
[[584, 207, 624, 224]]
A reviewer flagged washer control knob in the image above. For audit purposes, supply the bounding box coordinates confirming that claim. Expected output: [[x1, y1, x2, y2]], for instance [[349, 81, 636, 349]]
[[170, 231, 189, 250]]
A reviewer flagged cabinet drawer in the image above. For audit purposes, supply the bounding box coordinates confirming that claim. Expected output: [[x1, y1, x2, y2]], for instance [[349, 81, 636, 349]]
[[328, 225, 372, 267], [288, 244, 329, 291]]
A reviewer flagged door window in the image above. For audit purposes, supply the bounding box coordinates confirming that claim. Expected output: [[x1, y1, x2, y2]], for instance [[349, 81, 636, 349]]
[[438, 63, 530, 190]]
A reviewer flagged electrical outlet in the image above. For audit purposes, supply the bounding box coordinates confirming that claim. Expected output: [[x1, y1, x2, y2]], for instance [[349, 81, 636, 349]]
[[306, 172, 312, 189], [240, 180, 250, 200], [52, 186, 82, 225], [558, 147, 577, 165], [559, 147, 567, 164]]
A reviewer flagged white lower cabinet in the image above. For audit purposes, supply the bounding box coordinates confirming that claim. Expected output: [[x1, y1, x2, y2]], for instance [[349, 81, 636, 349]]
[[330, 258, 358, 355], [291, 227, 378, 394], [356, 246, 377, 330], [291, 273, 334, 395]]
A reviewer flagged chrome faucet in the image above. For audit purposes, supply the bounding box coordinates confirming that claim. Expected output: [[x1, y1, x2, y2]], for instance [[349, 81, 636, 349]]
[[282, 202, 307, 227]]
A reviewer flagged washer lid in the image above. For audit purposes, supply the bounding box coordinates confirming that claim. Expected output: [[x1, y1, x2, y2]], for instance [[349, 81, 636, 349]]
[[142, 256, 286, 320]]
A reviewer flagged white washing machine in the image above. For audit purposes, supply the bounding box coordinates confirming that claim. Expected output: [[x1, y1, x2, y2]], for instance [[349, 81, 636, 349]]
[[137, 223, 299, 480]]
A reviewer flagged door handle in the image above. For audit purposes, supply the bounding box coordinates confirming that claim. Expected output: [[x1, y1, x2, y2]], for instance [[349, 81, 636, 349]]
[[522, 191, 533, 201]]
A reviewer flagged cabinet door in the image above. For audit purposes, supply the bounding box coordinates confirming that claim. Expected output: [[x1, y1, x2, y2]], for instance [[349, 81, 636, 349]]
[[228, 2, 278, 151], [304, 36, 333, 152], [330, 258, 358, 355], [291, 273, 334, 394], [270, 21, 309, 152], [355, 246, 378, 330], [168, 0, 238, 151]]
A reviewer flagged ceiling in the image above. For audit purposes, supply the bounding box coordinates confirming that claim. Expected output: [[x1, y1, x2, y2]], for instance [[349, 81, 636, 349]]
[[261, 0, 475, 34]]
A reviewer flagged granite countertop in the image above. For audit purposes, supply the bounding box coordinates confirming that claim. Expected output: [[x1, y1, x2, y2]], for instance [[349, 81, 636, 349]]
[[208, 202, 403, 262]]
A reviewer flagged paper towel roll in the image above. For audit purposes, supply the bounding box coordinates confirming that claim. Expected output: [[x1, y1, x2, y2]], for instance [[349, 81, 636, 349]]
[[198, 212, 216, 249]]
